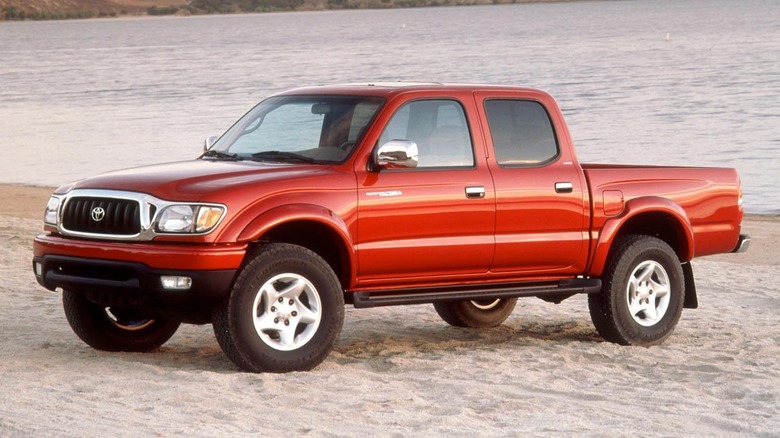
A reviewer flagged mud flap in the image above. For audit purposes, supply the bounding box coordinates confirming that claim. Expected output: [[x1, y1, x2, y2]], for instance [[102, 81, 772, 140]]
[[682, 262, 698, 309]]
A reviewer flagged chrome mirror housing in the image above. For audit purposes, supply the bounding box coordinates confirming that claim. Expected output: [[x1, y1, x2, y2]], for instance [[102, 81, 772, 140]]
[[204, 135, 219, 152], [375, 140, 418, 170]]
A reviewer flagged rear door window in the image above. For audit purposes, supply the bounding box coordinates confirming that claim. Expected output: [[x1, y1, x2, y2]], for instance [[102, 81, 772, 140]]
[[484, 100, 558, 167]]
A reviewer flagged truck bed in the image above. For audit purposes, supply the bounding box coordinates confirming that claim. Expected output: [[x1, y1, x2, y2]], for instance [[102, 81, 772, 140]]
[[582, 163, 743, 258]]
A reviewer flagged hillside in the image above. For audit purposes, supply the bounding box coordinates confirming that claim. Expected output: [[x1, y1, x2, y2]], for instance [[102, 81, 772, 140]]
[[0, 0, 188, 19], [0, 0, 538, 20]]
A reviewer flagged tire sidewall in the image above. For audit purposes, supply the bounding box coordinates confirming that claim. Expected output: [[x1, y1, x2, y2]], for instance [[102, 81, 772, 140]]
[[610, 239, 684, 343], [228, 245, 344, 371], [461, 298, 517, 326], [62, 289, 180, 352], [434, 297, 517, 328]]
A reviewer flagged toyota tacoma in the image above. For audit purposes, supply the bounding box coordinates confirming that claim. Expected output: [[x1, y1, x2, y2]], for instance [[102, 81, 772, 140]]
[[33, 83, 750, 373]]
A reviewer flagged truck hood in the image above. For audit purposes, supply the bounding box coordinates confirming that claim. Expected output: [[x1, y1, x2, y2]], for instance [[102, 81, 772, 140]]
[[59, 160, 328, 201]]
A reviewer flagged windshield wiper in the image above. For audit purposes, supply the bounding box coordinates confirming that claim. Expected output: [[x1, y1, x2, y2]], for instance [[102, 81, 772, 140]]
[[201, 149, 243, 161], [251, 151, 319, 164]]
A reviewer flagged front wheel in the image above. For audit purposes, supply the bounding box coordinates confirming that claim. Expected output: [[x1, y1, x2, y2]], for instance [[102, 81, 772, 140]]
[[62, 290, 180, 352], [433, 298, 518, 328], [588, 235, 685, 346], [213, 243, 344, 373]]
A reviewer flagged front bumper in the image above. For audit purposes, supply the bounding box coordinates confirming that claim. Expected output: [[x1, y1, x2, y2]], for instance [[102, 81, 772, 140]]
[[33, 234, 247, 323], [34, 233, 247, 270], [33, 254, 237, 303]]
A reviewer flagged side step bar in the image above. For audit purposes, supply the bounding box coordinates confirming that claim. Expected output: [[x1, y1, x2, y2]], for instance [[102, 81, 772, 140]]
[[352, 278, 602, 309]]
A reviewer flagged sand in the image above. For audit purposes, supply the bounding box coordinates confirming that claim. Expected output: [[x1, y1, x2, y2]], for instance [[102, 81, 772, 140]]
[[1, 184, 778, 436]]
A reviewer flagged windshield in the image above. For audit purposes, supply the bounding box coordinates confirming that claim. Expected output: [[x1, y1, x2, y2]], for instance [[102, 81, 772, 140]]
[[205, 95, 384, 164]]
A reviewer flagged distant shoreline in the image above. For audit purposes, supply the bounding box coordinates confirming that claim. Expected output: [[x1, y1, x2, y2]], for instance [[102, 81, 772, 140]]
[[0, 0, 588, 22]]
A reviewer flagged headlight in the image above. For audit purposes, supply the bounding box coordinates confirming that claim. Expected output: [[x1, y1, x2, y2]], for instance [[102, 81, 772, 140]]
[[44, 196, 61, 226], [157, 205, 194, 233], [156, 204, 225, 234]]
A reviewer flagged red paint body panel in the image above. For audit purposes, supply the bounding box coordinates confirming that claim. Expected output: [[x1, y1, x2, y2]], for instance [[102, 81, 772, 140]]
[[33, 83, 745, 297], [584, 164, 743, 275]]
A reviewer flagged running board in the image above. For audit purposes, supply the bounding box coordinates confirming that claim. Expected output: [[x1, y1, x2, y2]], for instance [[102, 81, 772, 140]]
[[351, 278, 602, 309]]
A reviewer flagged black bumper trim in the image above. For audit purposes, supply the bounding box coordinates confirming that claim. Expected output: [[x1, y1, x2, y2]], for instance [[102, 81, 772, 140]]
[[32, 255, 237, 308]]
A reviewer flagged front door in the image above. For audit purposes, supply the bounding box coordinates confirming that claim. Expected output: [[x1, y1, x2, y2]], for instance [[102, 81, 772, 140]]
[[355, 98, 495, 286]]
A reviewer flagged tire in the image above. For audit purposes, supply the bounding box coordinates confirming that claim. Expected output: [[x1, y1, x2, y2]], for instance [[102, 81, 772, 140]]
[[212, 243, 344, 373], [588, 235, 685, 346], [433, 298, 518, 328], [62, 289, 180, 352]]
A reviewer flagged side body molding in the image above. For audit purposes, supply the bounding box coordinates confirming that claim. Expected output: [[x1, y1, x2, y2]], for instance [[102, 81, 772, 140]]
[[587, 196, 695, 277]]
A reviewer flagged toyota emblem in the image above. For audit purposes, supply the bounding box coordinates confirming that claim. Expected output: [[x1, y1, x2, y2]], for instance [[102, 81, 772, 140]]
[[91, 207, 106, 222]]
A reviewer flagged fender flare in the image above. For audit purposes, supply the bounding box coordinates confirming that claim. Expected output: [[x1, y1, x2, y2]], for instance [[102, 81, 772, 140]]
[[236, 203, 356, 281], [587, 196, 695, 277]]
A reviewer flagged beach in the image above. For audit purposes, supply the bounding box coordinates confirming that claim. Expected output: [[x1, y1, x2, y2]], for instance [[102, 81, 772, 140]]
[[1, 184, 778, 436]]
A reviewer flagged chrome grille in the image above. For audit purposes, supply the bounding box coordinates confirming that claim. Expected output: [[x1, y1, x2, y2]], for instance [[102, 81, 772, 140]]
[[62, 197, 142, 235], [53, 189, 223, 241]]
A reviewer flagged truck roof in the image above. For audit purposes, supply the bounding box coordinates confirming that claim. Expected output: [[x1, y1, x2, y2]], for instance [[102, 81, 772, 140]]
[[275, 82, 548, 98]]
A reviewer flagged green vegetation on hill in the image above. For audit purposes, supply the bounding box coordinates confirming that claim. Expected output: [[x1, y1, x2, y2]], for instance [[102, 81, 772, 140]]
[[2, 6, 110, 20], [0, 0, 538, 21]]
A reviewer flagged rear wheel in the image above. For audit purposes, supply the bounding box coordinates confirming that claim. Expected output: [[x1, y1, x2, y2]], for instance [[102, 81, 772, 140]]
[[433, 298, 518, 328], [588, 235, 685, 345], [213, 243, 344, 373], [62, 289, 180, 352]]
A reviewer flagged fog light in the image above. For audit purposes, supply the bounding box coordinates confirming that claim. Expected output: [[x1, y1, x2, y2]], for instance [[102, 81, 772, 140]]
[[34, 262, 43, 276], [160, 276, 192, 290]]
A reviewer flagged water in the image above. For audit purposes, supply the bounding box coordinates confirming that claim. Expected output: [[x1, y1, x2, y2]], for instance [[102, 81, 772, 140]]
[[1, 0, 778, 213]]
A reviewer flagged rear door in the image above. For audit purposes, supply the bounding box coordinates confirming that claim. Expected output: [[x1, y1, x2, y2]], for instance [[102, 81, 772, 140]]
[[475, 91, 589, 275]]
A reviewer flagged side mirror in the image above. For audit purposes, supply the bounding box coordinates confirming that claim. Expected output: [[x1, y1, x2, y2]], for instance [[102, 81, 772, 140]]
[[204, 135, 219, 152], [374, 140, 418, 170]]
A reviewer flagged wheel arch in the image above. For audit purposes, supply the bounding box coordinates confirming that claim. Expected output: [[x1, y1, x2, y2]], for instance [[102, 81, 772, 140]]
[[236, 204, 356, 289], [588, 197, 694, 278]]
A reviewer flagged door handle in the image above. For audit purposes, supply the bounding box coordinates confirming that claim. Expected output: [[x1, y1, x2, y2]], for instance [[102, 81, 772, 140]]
[[555, 182, 573, 193], [465, 186, 485, 199]]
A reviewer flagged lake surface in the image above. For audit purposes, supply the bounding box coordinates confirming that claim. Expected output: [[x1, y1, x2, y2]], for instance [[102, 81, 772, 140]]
[[0, 0, 778, 213]]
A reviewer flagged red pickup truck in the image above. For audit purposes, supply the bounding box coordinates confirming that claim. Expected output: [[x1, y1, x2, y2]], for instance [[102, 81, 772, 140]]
[[33, 83, 749, 373]]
